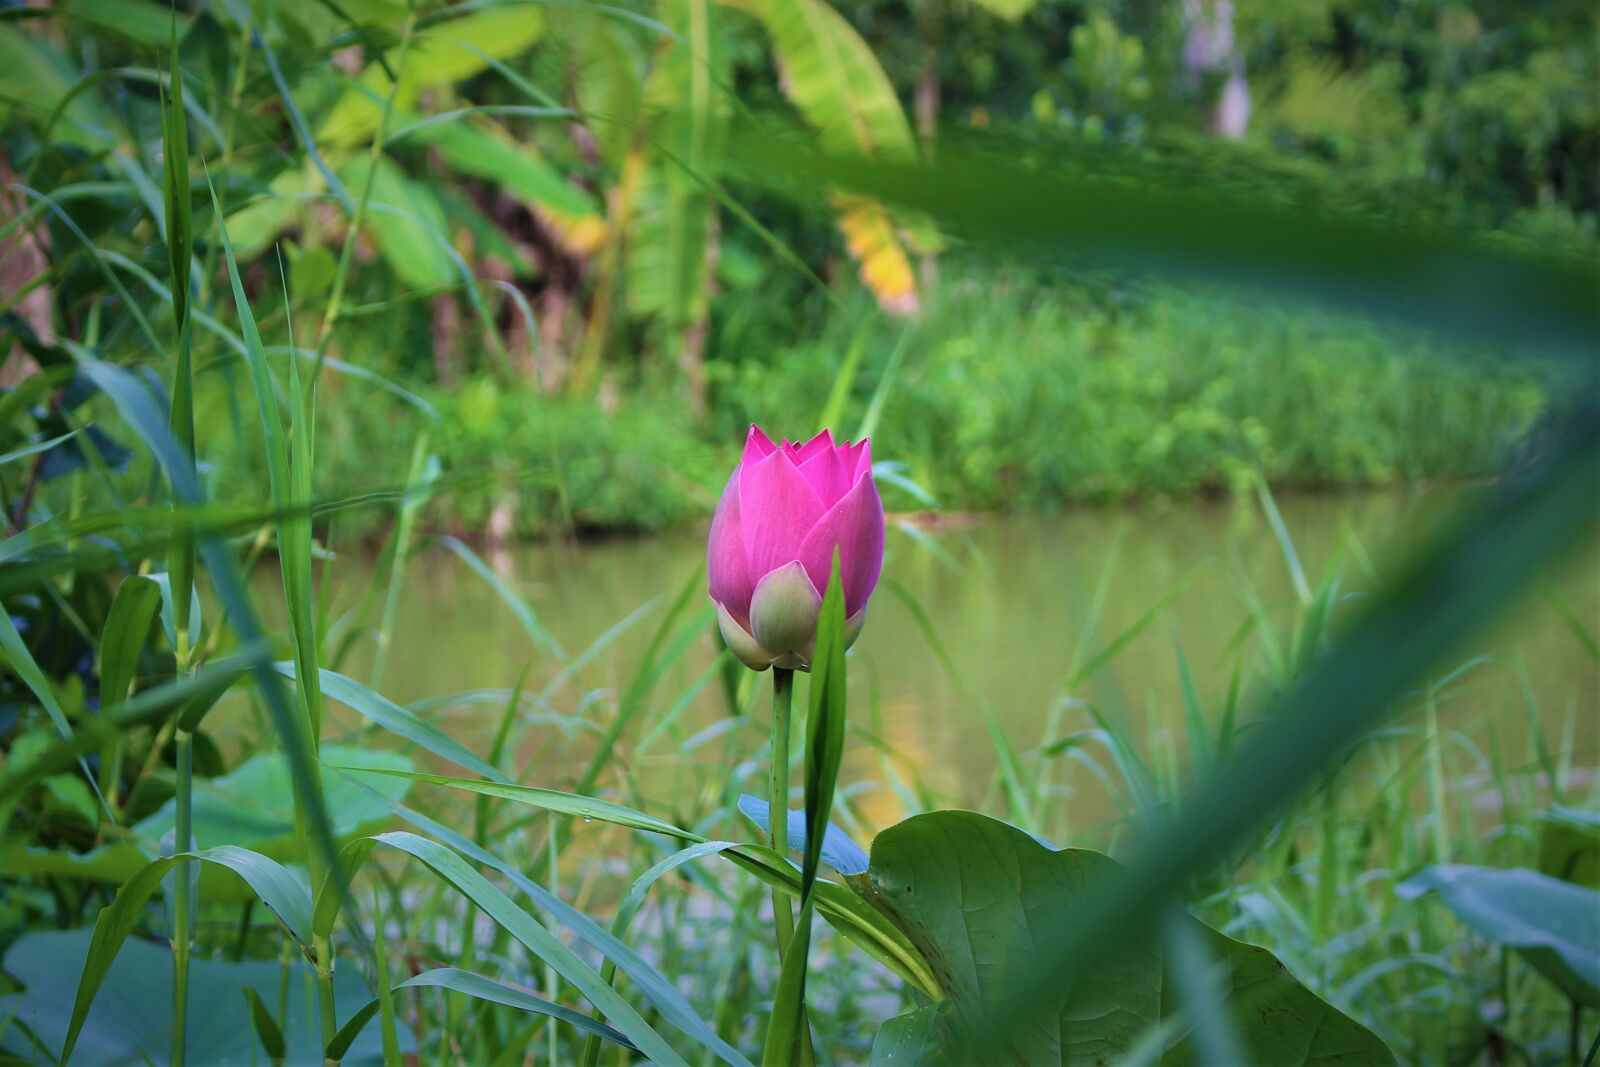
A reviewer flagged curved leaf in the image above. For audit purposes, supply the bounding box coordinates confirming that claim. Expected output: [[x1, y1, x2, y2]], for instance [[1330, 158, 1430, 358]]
[[98, 575, 162, 710], [326, 966, 639, 1060], [740, 0, 925, 311], [1399, 864, 1600, 1006], [338, 777, 753, 1067], [863, 810, 1395, 1065], [320, 7, 545, 145], [2, 928, 402, 1065], [134, 745, 412, 859], [338, 156, 454, 289], [61, 846, 314, 1063]]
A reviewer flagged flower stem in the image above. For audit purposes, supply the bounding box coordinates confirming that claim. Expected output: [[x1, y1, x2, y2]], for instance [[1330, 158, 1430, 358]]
[[769, 668, 797, 959], [767, 668, 817, 1066]]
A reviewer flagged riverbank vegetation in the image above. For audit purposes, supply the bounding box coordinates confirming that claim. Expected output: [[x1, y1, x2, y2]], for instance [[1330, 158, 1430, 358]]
[[1, 1, 1596, 1065]]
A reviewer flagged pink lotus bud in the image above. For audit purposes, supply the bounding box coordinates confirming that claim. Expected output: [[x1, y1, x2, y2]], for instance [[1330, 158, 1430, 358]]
[[708, 426, 884, 671]]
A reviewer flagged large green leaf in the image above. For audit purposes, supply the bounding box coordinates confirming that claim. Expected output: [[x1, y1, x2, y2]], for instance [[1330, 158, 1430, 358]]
[[869, 1005, 944, 1066], [1399, 865, 1600, 1006], [744, 0, 914, 160], [625, 0, 725, 327], [134, 744, 411, 858], [55, 845, 318, 1063], [0, 26, 112, 147], [60, 0, 181, 45], [862, 811, 1394, 1065], [1539, 807, 1600, 888], [625, 160, 712, 326], [319, 7, 545, 145], [416, 121, 597, 219], [739, 0, 928, 310], [338, 156, 454, 290], [0, 928, 405, 1065]]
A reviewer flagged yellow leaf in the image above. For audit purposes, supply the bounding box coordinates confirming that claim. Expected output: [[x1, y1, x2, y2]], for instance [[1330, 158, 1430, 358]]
[[834, 195, 917, 316]]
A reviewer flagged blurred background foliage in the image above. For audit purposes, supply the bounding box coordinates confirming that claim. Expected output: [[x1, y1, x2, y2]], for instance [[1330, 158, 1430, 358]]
[[0, 0, 1595, 543]]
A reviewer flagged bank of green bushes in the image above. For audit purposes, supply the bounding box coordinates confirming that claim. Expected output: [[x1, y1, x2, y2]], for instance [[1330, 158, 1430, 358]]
[[244, 269, 1547, 542]]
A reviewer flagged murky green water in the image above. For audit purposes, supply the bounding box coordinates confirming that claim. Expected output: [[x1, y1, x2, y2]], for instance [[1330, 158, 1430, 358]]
[[312, 489, 1597, 834]]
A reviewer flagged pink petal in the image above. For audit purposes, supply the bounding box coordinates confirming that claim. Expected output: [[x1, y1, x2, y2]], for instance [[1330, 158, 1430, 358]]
[[741, 425, 777, 469], [846, 438, 872, 479], [795, 468, 885, 617], [797, 444, 852, 506], [739, 449, 825, 578], [792, 429, 835, 465], [707, 470, 754, 618]]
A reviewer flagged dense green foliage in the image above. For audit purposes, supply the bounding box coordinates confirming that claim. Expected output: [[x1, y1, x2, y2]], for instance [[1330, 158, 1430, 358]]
[[0, 1, 1596, 1065], [201, 275, 1548, 541], [6, 0, 1592, 539]]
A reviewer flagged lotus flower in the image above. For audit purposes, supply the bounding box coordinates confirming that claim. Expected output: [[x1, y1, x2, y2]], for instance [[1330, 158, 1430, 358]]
[[708, 426, 885, 671]]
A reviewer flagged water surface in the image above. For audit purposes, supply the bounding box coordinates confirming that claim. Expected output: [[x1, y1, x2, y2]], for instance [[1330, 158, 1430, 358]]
[[315, 489, 1598, 835]]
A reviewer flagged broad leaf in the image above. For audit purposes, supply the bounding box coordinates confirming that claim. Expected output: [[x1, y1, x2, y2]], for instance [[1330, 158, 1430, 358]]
[[319, 7, 546, 145], [1399, 864, 1600, 1006], [135, 745, 411, 858], [863, 810, 1394, 1065], [0, 27, 112, 146], [338, 156, 455, 290], [869, 1005, 944, 1066], [1539, 807, 1600, 888], [741, 0, 925, 312], [417, 121, 598, 219], [0, 928, 404, 1065]]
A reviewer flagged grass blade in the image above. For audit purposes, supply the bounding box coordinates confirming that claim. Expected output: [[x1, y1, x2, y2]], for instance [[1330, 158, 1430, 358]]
[[318, 832, 689, 1067], [276, 664, 510, 784]]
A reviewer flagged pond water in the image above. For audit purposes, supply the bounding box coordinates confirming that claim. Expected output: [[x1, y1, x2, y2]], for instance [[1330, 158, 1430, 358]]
[[313, 488, 1598, 836]]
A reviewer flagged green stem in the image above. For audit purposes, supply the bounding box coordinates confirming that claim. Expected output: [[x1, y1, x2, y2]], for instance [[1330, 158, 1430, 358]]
[[769, 668, 796, 960], [171, 724, 193, 1067], [371, 889, 401, 1067], [766, 668, 816, 1067]]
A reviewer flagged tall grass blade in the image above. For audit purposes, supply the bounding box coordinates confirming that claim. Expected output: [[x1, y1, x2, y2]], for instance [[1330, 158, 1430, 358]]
[[275, 664, 510, 784], [318, 832, 689, 1066], [161, 20, 196, 645], [344, 780, 753, 1067]]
